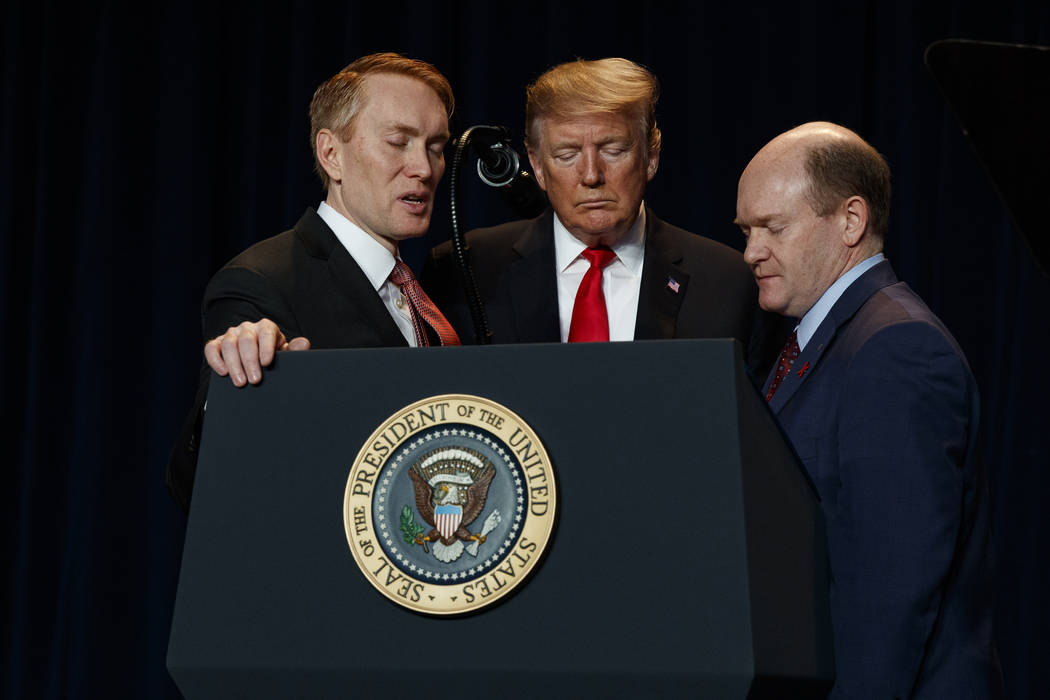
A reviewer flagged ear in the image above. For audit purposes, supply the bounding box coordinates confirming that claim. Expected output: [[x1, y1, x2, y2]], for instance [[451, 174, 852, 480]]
[[316, 129, 343, 184], [841, 195, 869, 248], [526, 147, 548, 192], [646, 148, 660, 182]]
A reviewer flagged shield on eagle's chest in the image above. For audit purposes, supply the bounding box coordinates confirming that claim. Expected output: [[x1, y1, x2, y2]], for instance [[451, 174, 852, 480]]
[[434, 504, 463, 540]]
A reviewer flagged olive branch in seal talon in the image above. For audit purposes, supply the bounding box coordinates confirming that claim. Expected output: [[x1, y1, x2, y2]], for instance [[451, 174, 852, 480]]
[[400, 505, 428, 552]]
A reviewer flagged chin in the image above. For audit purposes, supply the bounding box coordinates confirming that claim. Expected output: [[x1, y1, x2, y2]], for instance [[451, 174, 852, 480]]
[[758, 296, 786, 316], [570, 221, 612, 241], [394, 220, 431, 240]]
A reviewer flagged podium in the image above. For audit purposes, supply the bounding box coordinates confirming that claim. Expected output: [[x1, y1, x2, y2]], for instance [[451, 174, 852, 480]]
[[167, 340, 833, 698]]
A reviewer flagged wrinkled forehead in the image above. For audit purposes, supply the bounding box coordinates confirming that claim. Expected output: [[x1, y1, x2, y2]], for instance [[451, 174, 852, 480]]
[[737, 151, 811, 216], [355, 73, 450, 130], [532, 108, 642, 146], [744, 140, 809, 186]]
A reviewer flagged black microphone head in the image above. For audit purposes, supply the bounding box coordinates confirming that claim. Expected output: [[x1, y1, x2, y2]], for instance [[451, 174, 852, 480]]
[[464, 125, 510, 148], [477, 144, 520, 186]]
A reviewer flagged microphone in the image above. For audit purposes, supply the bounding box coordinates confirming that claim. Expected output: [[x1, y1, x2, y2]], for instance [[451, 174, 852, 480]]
[[464, 125, 547, 219]]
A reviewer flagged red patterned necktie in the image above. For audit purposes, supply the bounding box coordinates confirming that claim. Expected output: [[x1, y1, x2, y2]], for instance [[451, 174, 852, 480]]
[[568, 246, 617, 343], [765, 330, 800, 402], [389, 260, 461, 347]]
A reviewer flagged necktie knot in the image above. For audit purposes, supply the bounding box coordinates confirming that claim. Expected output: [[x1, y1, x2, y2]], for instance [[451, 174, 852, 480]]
[[389, 260, 460, 347], [581, 246, 616, 269], [390, 260, 416, 287]]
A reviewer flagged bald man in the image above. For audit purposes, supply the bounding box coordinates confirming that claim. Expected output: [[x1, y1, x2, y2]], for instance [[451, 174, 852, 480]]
[[735, 123, 1000, 698]]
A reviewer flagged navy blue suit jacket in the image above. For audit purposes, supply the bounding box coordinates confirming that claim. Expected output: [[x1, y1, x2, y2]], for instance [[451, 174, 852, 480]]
[[766, 261, 1000, 698]]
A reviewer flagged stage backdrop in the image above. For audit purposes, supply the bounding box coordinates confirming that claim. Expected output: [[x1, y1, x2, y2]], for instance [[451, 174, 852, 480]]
[[3, 1, 1047, 698]]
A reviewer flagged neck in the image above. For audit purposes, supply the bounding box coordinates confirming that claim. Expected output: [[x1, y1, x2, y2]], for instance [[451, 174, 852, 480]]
[[324, 189, 397, 255]]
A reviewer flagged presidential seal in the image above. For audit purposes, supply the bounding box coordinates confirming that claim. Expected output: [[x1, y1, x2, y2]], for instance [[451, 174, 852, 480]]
[[343, 394, 556, 615]]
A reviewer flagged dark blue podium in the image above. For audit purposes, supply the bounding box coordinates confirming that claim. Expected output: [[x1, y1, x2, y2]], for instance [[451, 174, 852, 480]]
[[167, 340, 833, 698]]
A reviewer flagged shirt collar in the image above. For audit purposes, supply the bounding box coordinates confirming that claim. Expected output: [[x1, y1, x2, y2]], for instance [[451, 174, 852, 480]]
[[553, 202, 647, 276], [317, 201, 397, 291], [796, 253, 885, 350]]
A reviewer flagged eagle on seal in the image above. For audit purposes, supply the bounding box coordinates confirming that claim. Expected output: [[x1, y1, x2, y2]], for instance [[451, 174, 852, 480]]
[[409, 451, 496, 547]]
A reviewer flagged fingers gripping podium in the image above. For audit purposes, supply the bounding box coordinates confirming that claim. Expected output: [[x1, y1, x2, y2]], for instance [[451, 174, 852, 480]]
[[168, 340, 833, 698]]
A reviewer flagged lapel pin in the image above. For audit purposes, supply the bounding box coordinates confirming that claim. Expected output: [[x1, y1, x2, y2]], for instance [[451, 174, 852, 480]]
[[797, 361, 810, 378], [666, 277, 680, 294]]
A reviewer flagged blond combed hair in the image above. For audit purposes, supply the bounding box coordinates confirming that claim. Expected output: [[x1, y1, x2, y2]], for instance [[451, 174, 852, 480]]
[[308, 52, 454, 189], [525, 58, 661, 155]]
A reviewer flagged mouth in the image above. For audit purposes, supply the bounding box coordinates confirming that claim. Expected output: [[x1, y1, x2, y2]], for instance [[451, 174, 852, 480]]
[[399, 192, 430, 212], [578, 199, 613, 209]]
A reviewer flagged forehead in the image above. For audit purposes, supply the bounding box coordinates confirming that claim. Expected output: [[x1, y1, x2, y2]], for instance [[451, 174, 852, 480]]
[[356, 73, 449, 132], [537, 111, 637, 145], [736, 151, 811, 220]]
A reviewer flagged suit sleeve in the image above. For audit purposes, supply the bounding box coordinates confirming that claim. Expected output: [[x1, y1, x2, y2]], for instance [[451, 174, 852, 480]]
[[164, 264, 301, 513], [828, 321, 976, 698], [200, 264, 303, 341]]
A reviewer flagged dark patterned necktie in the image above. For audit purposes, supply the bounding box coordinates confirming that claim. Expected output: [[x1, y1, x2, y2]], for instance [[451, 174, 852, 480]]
[[765, 330, 800, 402], [389, 260, 461, 347], [568, 246, 617, 342]]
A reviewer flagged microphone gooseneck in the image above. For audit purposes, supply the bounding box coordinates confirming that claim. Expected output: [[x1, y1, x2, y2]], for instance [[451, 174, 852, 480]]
[[449, 126, 494, 345], [448, 125, 549, 345]]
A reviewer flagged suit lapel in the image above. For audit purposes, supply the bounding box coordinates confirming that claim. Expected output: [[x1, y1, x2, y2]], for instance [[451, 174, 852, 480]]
[[294, 208, 408, 347], [635, 209, 689, 340], [767, 261, 900, 413], [767, 322, 835, 413], [504, 212, 560, 343]]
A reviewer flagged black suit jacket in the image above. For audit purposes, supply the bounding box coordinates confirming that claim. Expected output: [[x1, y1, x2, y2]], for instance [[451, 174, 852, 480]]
[[166, 208, 408, 512], [424, 207, 783, 372]]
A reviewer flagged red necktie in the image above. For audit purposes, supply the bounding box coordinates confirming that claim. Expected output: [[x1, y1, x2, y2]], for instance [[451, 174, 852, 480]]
[[568, 246, 617, 343], [390, 260, 461, 347], [765, 330, 800, 402]]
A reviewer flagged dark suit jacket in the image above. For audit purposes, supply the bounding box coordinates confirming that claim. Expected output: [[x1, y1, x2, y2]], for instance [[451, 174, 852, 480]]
[[766, 261, 1000, 699], [166, 208, 408, 512], [424, 207, 783, 373]]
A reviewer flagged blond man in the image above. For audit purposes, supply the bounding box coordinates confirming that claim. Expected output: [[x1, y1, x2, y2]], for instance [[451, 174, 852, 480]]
[[427, 58, 774, 369], [168, 53, 457, 512]]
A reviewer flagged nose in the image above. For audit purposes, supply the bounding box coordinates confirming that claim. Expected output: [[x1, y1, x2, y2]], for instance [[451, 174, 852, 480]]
[[743, 231, 768, 267], [579, 148, 603, 187], [404, 143, 434, 181]]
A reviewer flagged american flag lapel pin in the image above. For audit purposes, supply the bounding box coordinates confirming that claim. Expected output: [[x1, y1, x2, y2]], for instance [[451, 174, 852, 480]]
[[667, 276, 680, 293]]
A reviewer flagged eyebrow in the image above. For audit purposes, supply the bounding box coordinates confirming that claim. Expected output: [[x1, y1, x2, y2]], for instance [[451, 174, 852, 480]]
[[733, 214, 779, 227], [547, 139, 580, 151], [548, 134, 635, 151], [384, 122, 450, 142]]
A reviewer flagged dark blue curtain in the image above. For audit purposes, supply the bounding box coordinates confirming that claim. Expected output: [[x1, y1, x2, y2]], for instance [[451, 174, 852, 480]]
[[3, 1, 1048, 698]]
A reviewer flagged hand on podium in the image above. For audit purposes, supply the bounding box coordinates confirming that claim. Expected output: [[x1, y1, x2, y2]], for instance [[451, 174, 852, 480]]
[[204, 319, 310, 387]]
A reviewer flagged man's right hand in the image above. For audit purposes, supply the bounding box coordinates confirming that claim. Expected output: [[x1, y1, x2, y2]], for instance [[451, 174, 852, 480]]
[[204, 319, 311, 387]]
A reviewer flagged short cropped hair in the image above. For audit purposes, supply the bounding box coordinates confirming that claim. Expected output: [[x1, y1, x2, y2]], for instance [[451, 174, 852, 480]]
[[525, 58, 661, 155], [308, 52, 454, 189], [803, 138, 892, 239]]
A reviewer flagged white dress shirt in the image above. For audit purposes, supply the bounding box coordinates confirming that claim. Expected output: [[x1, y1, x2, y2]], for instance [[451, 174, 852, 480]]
[[554, 204, 647, 342], [796, 253, 885, 350], [317, 201, 417, 346]]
